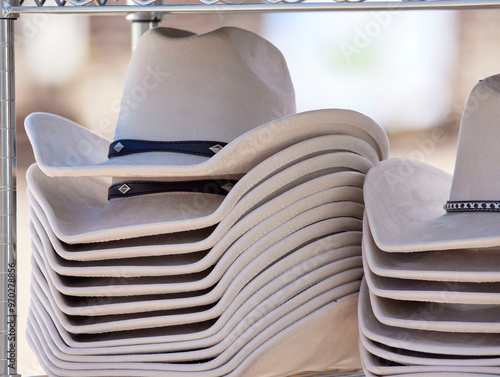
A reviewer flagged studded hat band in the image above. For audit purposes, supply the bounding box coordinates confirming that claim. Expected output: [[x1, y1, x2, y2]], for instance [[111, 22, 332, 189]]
[[445, 200, 500, 213], [108, 179, 238, 200], [108, 140, 228, 158]]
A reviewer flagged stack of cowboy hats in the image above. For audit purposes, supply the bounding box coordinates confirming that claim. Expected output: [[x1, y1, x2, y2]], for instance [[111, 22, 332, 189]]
[[359, 74, 500, 377], [24, 26, 389, 376]]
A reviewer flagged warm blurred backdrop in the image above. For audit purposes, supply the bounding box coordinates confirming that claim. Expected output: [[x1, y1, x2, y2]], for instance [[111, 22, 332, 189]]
[[14, 8, 500, 374]]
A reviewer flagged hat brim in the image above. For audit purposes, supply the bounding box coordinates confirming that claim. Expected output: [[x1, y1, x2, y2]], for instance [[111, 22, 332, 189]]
[[364, 216, 500, 283], [30, 217, 363, 329], [362, 239, 500, 304], [29, 262, 361, 362], [26, 109, 388, 178], [369, 288, 500, 333], [361, 331, 500, 369], [358, 278, 500, 356], [27, 286, 360, 375], [28, 136, 374, 244], [31, 185, 364, 277], [30, 172, 366, 262], [30, 236, 361, 351], [359, 335, 500, 375], [29, 244, 361, 356], [31, 200, 363, 297], [32, 227, 362, 316], [365, 158, 500, 252]]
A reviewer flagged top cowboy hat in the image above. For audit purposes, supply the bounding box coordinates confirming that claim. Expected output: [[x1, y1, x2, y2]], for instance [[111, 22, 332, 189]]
[[365, 74, 500, 252], [25, 26, 388, 178]]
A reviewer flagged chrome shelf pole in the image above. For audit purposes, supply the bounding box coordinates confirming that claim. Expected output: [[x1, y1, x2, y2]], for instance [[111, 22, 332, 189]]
[[126, 0, 163, 51], [0, 1, 18, 375]]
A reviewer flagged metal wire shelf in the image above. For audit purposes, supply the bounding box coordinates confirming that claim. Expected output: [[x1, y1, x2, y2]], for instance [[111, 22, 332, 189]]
[[3, 0, 500, 376], [5, 0, 500, 16]]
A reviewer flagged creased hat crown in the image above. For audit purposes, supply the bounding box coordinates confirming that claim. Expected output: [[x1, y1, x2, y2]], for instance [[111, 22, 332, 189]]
[[114, 26, 296, 144], [450, 74, 500, 201]]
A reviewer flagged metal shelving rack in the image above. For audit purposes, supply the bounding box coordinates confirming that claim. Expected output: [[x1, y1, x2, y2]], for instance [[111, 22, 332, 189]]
[[0, 0, 497, 376]]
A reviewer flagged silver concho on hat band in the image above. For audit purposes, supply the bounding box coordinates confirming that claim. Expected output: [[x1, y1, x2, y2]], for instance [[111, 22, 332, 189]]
[[445, 200, 500, 212]]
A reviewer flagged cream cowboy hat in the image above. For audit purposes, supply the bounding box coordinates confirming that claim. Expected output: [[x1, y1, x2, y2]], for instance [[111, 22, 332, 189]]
[[359, 334, 500, 375], [29, 169, 366, 262], [31, 224, 362, 316], [29, 243, 362, 355], [29, 263, 361, 363], [358, 279, 500, 357], [25, 27, 388, 180], [28, 234, 362, 352], [361, 218, 500, 305], [30, 184, 364, 277], [365, 74, 500, 253], [31, 219, 363, 333], [27, 284, 361, 376], [28, 135, 376, 244], [28, 291, 361, 377], [363, 216, 500, 283]]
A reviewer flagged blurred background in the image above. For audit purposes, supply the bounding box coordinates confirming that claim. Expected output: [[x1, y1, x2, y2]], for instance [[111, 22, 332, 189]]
[[14, 6, 500, 374]]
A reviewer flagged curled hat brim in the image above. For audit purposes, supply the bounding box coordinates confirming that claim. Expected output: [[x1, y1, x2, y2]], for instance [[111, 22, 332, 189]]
[[365, 158, 500, 253], [27, 287, 360, 376], [25, 109, 388, 178], [31, 186, 364, 277], [30, 171, 366, 262], [29, 235, 360, 351], [28, 136, 375, 244], [358, 278, 500, 357]]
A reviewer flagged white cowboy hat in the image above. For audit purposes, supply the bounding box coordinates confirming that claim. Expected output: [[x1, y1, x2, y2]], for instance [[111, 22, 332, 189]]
[[358, 278, 500, 357], [29, 234, 362, 352], [31, 201, 363, 298], [27, 284, 361, 376], [369, 286, 500, 333], [29, 264, 361, 364], [24, 28, 388, 180], [28, 135, 375, 244], [359, 335, 500, 375], [31, 228, 362, 316], [31, 217, 363, 333], [30, 184, 364, 277], [360, 331, 500, 369], [365, 74, 500, 253], [29, 244, 362, 356], [29, 170, 365, 266], [363, 218, 500, 283]]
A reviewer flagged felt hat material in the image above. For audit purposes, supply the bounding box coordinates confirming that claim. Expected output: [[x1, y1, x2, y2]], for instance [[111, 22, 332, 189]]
[[28, 137, 374, 244], [25, 25, 392, 377]]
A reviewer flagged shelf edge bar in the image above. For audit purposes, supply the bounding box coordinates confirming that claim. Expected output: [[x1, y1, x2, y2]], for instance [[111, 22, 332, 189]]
[[5, 0, 500, 14]]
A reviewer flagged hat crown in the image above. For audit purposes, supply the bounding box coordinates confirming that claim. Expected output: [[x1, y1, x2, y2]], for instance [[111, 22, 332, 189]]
[[450, 74, 500, 202], [114, 27, 296, 144]]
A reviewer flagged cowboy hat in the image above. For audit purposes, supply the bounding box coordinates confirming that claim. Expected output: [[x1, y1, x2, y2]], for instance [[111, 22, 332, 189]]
[[28, 135, 374, 244], [369, 287, 500, 333], [360, 331, 500, 369], [31, 230, 362, 316], [30, 185, 364, 277], [29, 235, 362, 352], [29, 171, 365, 265], [358, 278, 500, 357], [31, 218, 363, 333], [29, 245, 362, 355], [363, 217, 500, 283], [359, 335, 500, 375], [365, 74, 500, 253], [29, 265, 361, 363], [25, 26, 388, 179], [27, 284, 361, 376]]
